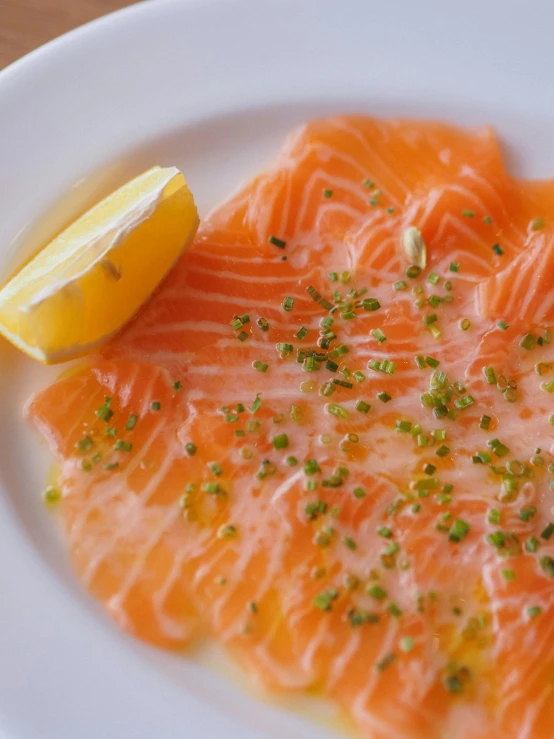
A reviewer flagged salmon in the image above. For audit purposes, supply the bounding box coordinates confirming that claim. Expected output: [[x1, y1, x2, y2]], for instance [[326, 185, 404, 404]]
[[27, 117, 554, 739]]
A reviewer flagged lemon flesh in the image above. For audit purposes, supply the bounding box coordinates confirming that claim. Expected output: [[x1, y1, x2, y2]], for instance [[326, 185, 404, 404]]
[[0, 166, 199, 363]]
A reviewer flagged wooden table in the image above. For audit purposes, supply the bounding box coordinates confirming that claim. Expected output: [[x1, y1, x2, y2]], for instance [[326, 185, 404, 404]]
[[0, 0, 138, 69]]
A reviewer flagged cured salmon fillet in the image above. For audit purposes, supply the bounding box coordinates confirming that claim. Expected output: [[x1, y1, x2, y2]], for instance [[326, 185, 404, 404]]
[[27, 117, 554, 739]]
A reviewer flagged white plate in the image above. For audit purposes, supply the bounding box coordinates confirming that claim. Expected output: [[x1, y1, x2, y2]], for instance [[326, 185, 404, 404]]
[[1, 0, 554, 736]]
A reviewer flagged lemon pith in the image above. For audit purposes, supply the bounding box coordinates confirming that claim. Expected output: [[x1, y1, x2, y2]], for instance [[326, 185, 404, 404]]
[[0, 166, 199, 363]]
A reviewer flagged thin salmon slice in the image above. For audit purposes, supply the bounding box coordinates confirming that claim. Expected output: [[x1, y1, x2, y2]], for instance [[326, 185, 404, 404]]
[[27, 117, 554, 739]]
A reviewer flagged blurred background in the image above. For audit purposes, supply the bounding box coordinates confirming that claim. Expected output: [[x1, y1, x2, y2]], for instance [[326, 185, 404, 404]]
[[0, 0, 138, 69]]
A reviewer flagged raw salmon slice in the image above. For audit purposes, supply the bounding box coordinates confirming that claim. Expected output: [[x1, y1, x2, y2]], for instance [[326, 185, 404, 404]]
[[27, 117, 554, 739]]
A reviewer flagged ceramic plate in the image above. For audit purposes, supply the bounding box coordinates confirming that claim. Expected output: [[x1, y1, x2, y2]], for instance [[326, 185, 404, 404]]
[[1, 0, 554, 736]]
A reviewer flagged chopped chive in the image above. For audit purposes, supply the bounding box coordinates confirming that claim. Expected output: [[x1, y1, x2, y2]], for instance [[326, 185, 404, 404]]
[[454, 396, 474, 410], [250, 393, 262, 414], [237, 331, 249, 342], [396, 420, 412, 433], [126, 414, 138, 431], [425, 356, 440, 369], [290, 403, 302, 423], [272, 434, 289, 450], [367, 584, 387, 601], [313, 589, 339, 612], [218, 524, 237, 538], [173, 380, 182, 391], [104, 462, 119, 471], [363, 298, 381, 311], [376, 653, 396, 672], [483, 215, 493, 224], [462, 209, 474, 218], [427, 272, 440, 285], [460, 318, 471, 331], [269, 235, 286, 248], [96, 404, 113, 422], [355, 400, 371, 414], [185, 442, 197, 457], [209, 462, 223, 476], [325, 402, 349, 419], [520, 333, 537, 351], [527, 605, 542, 619], [333, 379, 353, 389], [487, 531, 505, 548], [541, 380, 554, 393], [436, 445, 450, 457], [304, 459, 320, 475], [43, 486, 62, 504], [380, 360, 396, 374], [343, 536, 357, 551], [105, 427, 117, 437], [497, 320, 509, 331], [114, 440, 132, 452], [428, 324, 441, 339], [282, 296, 295, 312], [377, 525, 393, 538], [252, 360, 268, 373], [526, 536, 540, 553], [531, 217, 545, 230], [488, 509, 500, 524], [306, 285, 333, 311], [449, 263, 460, 273], [230, 317, 242, 331], [483, 366, 496, 384], [490, 441, 509, 458], [257, 317, 269, 331], [448, 518, 469, 542], [540, 556, 554, 578], [371, 328, 387, 344], [394, 280, 408, 291], [541, 523, 554, 540], [406, 265, 421, 279], [323, 189, 334, 198], [519, 507, 536, 522], [445, 675, 464, 694], [276, 342, 293, 355], [377, 392, 391, 403], [77, 435, 93, 454], [423, 313, 437, 326], [151, 401, 161, 411], [492, 243, 504, 256], [295, 326, 308, 341]]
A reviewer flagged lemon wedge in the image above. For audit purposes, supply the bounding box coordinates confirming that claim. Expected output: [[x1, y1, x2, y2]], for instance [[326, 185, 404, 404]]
[[0, 166, 199, 363]]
